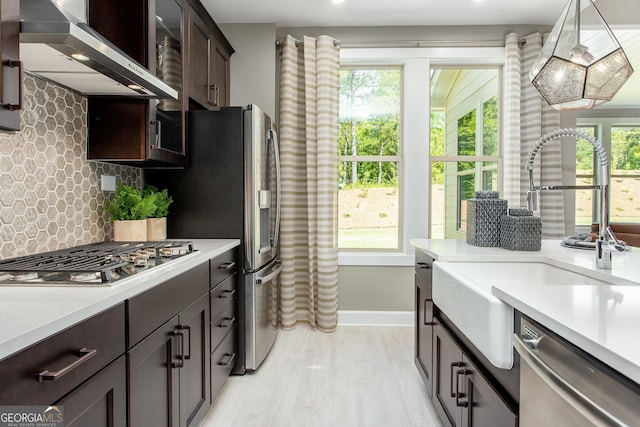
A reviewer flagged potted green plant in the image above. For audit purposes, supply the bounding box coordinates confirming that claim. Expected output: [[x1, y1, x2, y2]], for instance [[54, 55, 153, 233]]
[[104, 184, 157, 241], [143, 185, 173, 241]]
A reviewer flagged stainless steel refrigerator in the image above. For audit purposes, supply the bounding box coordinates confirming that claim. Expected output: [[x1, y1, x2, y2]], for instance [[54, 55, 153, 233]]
[[144, 104, 281, 373]]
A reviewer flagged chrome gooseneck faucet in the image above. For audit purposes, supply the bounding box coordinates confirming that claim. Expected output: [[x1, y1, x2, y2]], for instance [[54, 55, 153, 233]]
[[525, 128, 627, 269]]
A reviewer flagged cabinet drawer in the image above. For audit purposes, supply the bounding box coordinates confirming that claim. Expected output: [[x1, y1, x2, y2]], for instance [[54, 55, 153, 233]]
[[128, 261, 209, 347], [211, 325, 237, 402], [210, 273, 237, 318], [210, 248, 238, 288], [0, 303, 125, 405], [211, 302, 236, 353]]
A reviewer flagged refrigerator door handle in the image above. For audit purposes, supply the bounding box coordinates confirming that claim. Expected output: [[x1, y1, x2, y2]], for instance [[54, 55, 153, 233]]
[[269, 128, 282, 249], [256, 260, 283, 285]]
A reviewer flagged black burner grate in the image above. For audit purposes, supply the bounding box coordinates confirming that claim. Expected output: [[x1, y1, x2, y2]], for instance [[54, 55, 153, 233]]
[[0, 241, 194, 284]]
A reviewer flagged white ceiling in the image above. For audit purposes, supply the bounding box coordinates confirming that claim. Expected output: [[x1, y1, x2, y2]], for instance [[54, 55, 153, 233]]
[[202, 0, 565, 27], [201, 0, 640, 109]]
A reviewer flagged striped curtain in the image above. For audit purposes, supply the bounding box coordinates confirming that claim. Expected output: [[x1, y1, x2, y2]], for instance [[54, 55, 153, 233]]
[[503, 33, 565, 238], [278, 34, 340, 332]]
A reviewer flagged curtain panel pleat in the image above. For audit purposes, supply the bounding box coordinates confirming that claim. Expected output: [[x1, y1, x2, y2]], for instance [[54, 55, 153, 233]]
[[504, 33, 566, 239], [278, 34, 340, 332]]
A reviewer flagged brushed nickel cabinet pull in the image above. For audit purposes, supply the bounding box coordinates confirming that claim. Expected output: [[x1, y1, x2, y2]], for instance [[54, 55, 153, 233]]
[[38, 347, 97, 382], [218, 289, 236, 299], [172, 329, 185, 368], [450, 361, 464, 398], [455, 369, 469, 408], [5, 60, 23, 111], [219, 352, 236, 366], [416, 262, 431, 269], [219, 262, 236, 270], [219, 317, 236, 328], [423, 299, 435, 326]]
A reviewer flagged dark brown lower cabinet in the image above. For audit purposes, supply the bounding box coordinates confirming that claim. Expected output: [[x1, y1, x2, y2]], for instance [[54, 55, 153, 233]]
[[433, 323, 517, 427], [55, 356, 127, 427], [128, 293, 210, 427], [415, 252, 434, 396]]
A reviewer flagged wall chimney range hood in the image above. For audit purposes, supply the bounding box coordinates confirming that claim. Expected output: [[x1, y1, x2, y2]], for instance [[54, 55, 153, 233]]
[[19, 0, 178, 99]]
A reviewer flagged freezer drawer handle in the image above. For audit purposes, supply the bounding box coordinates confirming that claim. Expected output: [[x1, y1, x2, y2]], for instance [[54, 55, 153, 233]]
[[38, 347, 97, 382], [256, 260, 283, 285], [514, 334, 626, 427], [219, 262, 236, 270], [219, 352, 236, 366]]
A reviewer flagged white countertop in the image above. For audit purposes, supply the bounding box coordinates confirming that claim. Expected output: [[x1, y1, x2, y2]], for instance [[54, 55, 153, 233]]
[[411, 239, 640, 383], [0, 239, 240, 362]]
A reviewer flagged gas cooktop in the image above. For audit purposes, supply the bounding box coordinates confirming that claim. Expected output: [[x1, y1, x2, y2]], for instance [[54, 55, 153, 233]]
[[0, 241, 195, 286]]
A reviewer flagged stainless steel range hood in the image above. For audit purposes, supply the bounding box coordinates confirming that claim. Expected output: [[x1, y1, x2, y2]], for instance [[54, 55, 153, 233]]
[[19, 0, 178, 99]]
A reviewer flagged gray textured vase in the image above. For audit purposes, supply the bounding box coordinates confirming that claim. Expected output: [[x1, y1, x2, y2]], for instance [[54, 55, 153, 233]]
[[500, 208, 542, 251], [466, 191, 508, 247]]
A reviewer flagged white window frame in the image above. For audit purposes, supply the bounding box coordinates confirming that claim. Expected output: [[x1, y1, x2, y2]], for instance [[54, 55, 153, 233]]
[[338, 47, 504, 266], [575, 117, 640, 233]]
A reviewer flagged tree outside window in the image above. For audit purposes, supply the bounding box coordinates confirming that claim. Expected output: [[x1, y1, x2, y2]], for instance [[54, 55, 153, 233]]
[[338, 68, 402, 250]]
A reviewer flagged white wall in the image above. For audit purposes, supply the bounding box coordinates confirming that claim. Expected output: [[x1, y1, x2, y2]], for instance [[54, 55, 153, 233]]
[[218, 23, 277, 119], [338, 266, 414, 311]]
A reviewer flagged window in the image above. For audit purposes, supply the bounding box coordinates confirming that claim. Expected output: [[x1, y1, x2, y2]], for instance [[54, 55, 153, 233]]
[[575, 121, 640, 229], [576, 126, 596, 227], [338, 47, 505, 264], [430, 68, 501, 239], [338, 67, 402, 250]]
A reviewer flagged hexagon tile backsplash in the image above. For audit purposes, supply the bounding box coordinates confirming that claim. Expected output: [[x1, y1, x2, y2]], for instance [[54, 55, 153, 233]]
[[0, 75, 141, 259]]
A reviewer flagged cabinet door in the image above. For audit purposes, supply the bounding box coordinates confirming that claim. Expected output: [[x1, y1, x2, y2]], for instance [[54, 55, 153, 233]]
[[178, 294, 211, 427], [128, 317, 180, 427], [153, 0, 186, 160], [210, 39, 230, 107], [433, 324, 464, 427], [459, 355, 518, 427], [86, 0, 187, 166], [55, 356, 127, 427], [415, 270, 434, 396], [188, 12, 212, 109], [0, 0, 21, 131]]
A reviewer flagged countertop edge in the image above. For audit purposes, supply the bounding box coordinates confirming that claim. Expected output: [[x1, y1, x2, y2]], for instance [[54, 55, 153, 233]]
[[0, 239, 240, 362], [492, 285, 640, 384]]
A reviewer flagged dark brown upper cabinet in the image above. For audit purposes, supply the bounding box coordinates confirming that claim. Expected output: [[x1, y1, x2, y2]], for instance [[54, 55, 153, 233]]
[[187, 0, 233, 110], [0, 0, 21, 132], [86, 0, 232, 167]]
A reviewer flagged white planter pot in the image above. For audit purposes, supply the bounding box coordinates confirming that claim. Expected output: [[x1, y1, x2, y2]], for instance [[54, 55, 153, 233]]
[[147, 217, 167, 241], [113, 219, 148, 242]]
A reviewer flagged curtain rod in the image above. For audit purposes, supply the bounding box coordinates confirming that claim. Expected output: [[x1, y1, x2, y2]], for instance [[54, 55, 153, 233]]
[[275, 38, 520, 49]]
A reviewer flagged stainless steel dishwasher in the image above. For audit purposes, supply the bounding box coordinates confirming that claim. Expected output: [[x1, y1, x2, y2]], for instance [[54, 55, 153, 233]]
[[514, 317, 640, 427]]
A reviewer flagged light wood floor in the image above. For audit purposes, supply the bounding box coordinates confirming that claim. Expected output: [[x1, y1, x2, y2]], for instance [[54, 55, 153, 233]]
[[200, 326, 444, 427]]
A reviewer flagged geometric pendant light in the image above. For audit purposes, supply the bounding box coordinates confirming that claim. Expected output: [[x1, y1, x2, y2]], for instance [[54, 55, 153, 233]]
[[529, 0, 634, 110]]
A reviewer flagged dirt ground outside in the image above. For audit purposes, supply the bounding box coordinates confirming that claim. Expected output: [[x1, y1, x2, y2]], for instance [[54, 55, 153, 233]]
[[338, 176, 640, 245]]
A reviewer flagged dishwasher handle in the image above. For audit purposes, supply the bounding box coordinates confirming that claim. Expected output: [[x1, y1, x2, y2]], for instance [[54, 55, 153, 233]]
[[514, 334, 627, 427]]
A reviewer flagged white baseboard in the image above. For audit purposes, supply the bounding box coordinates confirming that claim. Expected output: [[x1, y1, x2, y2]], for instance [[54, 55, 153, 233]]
[[338, 310, 413, 326]]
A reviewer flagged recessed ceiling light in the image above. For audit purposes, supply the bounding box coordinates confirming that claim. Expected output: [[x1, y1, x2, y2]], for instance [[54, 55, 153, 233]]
[[332, 0, 344, 4], [71, 53, 90, 62]]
